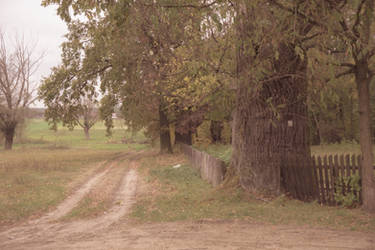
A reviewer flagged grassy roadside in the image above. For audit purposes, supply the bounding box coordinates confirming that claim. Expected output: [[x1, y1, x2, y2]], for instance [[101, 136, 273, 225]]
[[131, 153, 375, 232]]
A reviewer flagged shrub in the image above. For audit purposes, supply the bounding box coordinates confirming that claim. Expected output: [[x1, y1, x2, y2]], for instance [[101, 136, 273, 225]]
[[334, 174, 361, 208]]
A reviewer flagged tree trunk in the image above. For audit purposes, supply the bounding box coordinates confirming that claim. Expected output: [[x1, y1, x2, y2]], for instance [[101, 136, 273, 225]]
[[4, 125, 16, 150], [355, 63, 375, 213], [159, 104, 173, 154], [232, 4, 311, 195], [210, 120, 223, 143], [84, 126, 90, 140], [175, 131, 192, 145]]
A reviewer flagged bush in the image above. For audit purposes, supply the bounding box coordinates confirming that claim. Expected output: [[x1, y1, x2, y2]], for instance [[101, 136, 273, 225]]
[[334, 174, 361, 208]]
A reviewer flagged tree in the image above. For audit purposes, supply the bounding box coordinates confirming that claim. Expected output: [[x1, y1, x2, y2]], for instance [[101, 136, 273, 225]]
[[41, 0, 222, 153], [0, 31, 42, 150], [268, 0, 375, 212], [323, 0, 375, 212], [231, 1, 312, 195]]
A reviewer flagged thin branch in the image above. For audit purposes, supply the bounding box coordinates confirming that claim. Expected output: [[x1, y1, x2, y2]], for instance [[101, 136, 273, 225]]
[[352, 0, 366, 38], [335, 68, 354, 79], [154, 1, 219, 10], [267, 0, 324, 28], [301, 32, 324, 43]]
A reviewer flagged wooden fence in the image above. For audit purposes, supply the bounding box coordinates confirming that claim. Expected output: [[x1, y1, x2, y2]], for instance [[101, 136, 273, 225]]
[[181, 144, 368, 206], [180, 144, 227, 187], [282, 154, 364, 205]]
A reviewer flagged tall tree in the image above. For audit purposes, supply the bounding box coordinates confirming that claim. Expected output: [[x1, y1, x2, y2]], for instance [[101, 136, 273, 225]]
[[231, 1, 312, 195], [0, 31, 42, 150], [325, 0, 375, 212], [269, 0, 375, 212]]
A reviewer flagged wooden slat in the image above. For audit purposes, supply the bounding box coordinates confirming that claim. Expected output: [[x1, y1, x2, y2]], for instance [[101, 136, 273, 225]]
[[317, 156, 326, 204], [333, 155, 339, 205], [328, 155, 335, 205], [323, 156, 331, 204], [352, 155, 360, 201], [345, 154, 351, 177], [345, 154, 351, 194], [339, 155, 345, 196], [311, 156, 321, 203], [358, 155, 363, 203]]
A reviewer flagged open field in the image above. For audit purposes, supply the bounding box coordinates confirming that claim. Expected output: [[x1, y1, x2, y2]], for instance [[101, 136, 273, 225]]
[[18, 119, 149, 151]]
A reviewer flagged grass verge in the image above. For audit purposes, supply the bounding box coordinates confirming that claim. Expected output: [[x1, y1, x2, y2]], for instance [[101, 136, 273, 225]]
[[131, 153, 375, 232]]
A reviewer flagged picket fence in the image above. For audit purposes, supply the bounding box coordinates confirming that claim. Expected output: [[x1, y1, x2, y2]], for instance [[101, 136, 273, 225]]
[[282, 154, 365, 205]]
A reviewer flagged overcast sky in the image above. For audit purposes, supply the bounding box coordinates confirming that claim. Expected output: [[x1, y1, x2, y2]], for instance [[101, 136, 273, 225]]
[[0, 0, 68, 107]]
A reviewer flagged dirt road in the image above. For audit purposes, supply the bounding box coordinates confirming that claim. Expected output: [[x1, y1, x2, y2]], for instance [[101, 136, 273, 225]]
[[0, 152, 374, 250]]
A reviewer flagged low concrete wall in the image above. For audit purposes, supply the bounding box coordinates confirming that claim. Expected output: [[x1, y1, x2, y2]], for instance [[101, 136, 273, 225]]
[[180, 144, 227, 187]]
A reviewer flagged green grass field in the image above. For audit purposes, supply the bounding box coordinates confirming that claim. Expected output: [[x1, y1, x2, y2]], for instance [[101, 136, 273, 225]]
[[19, 119, 148, 151]]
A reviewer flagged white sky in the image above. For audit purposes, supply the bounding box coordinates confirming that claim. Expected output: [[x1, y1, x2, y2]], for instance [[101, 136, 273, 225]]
[[0, 0, 68, 107]]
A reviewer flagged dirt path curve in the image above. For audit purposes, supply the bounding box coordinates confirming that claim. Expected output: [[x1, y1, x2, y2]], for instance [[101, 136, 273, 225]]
[[0, 152, 139, 248], [0, 152, 374, 250]]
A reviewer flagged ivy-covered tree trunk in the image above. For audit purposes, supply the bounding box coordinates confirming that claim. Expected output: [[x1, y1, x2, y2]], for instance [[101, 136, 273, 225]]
[[231, 3, 311, 195], [4, 125, 16, 150], [159, 104, 173, 154], [175, 131, 192, 145], [355, 60, 375, 212], [210, 120, 223, 143]]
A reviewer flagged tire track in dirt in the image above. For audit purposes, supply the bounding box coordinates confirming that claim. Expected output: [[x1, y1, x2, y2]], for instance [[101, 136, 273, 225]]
[[54, 167, 138, 235], [0, 161, 110, 237], [38, 163, 112, 223], [0, 152, 140, 249]]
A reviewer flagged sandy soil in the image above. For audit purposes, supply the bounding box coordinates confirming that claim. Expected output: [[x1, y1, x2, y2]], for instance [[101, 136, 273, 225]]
[[0, 152, 374, 250]]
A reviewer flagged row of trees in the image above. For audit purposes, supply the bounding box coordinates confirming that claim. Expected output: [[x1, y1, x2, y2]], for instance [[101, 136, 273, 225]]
[[33, 0, 375, 212]]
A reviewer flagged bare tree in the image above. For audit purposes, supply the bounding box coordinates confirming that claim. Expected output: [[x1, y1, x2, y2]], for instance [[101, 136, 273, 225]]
[[0, 31, 42, 150]]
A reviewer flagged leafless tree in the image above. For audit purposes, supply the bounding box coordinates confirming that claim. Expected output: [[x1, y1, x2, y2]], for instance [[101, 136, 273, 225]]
[[0, 31, 42, 150]]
